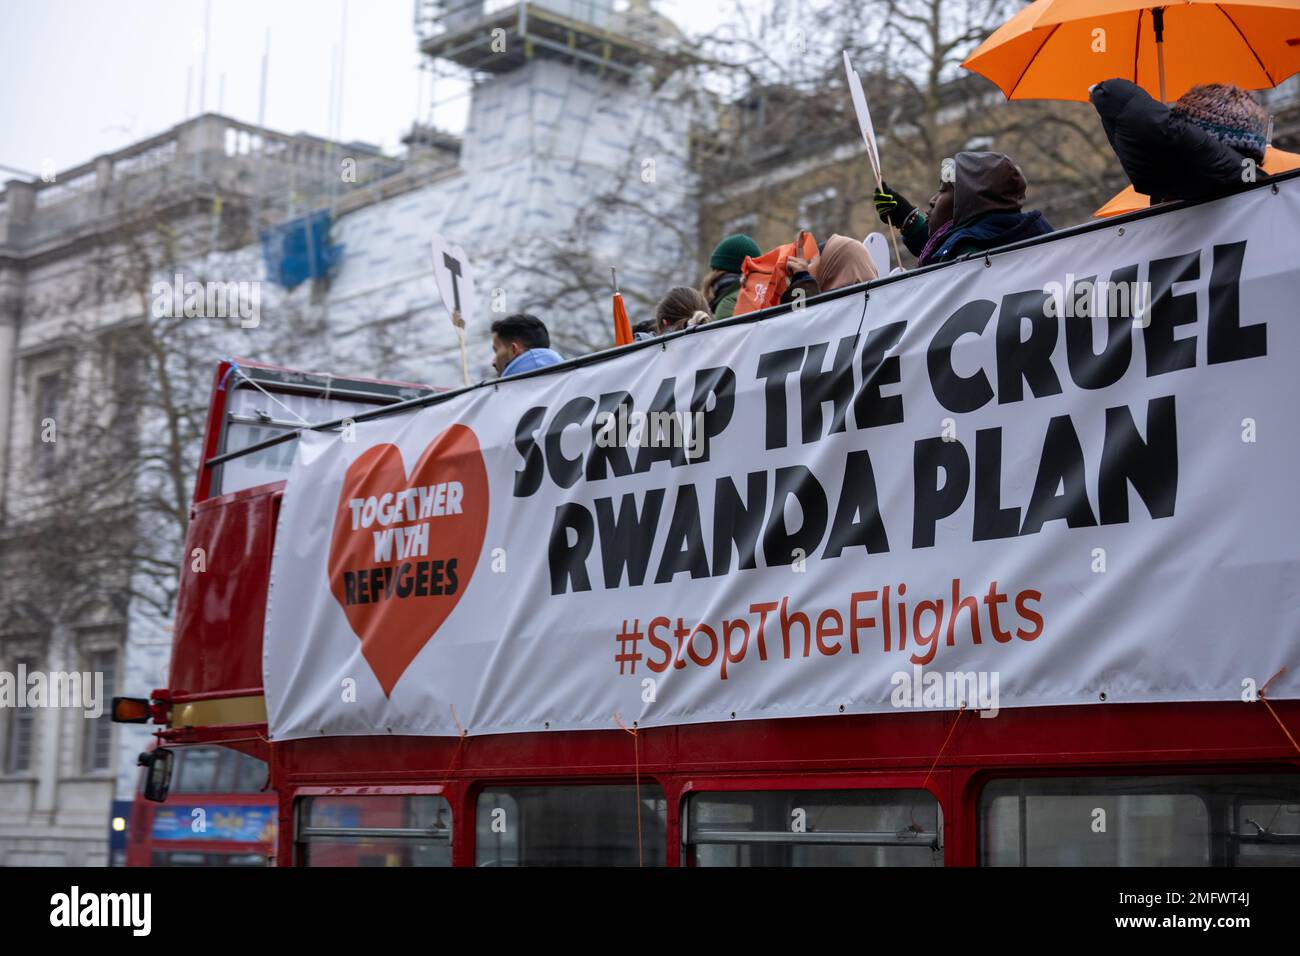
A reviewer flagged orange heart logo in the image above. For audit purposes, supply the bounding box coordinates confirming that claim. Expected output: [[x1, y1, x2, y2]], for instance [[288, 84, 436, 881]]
[[328, 424, 488, 696]]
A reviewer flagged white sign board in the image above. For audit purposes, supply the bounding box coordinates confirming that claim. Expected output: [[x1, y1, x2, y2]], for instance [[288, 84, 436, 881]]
[[430, 234, 478, 328]]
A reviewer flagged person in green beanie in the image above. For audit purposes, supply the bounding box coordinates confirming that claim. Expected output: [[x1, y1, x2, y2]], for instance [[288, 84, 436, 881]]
[[700, 233, 761, 319]]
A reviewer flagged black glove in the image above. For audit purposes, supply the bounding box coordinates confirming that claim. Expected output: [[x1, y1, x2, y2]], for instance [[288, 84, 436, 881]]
[[874, 182, 916, 228]]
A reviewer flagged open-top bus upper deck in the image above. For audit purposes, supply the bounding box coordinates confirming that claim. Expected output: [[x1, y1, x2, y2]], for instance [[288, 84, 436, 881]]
[[123, 173, 1300, 866]]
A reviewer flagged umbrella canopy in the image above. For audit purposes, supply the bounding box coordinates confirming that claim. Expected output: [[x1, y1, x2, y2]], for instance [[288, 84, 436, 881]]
[[1093, 144, 1300, 214], [964, 0, 1300, 102]]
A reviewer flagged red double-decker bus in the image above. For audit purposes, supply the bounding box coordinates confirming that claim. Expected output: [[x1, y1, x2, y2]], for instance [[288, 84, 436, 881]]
[[117, 192, 1300, 867]]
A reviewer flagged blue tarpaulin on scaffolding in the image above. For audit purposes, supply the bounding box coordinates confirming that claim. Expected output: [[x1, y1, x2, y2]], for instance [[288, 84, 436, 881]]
[[260, 209, 343, 289]]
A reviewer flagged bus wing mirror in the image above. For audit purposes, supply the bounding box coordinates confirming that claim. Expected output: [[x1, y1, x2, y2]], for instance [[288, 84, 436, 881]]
[[143, 748, 174, 803]]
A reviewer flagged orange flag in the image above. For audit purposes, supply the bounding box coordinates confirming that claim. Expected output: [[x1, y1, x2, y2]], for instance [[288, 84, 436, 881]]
[[612, 268, 633, 345], [613, 292, 633, 345]]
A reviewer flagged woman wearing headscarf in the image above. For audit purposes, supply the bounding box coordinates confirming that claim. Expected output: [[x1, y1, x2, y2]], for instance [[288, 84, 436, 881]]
[[781, 233, 879, 302], [873, 152, 1052, 267]]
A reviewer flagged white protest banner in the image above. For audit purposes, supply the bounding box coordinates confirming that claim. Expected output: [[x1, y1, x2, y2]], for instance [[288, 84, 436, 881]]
[[265, 180, 1300, 740]]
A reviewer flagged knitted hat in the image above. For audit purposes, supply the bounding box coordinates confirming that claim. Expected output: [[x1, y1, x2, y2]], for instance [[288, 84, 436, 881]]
[[709, 234, 762, 274], [1172, 84, 1269, 161]]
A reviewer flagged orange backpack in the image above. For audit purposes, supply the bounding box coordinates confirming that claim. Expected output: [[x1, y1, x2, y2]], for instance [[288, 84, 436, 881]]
[[732, 231, 819, 316]]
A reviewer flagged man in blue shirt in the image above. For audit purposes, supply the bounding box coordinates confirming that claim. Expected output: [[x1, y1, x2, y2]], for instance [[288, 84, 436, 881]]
[[491, 313, 564, 378]]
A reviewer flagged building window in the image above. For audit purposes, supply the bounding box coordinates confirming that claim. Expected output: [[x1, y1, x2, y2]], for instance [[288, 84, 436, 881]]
[[685, 788, 943, 866], [796, 187, 840, 240], [296, 794, 452, 867], [476, 785, 667, 866], [980, 774, 1300, 866], [5, 657, 38, 774], [32, 371, 62, 479], [82, 648, 117, 773]]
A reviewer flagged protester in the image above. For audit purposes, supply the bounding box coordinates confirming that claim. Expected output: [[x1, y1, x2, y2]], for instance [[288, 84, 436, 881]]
[[654, 287, 713, 334], [700, 233, 761, 318], [491, 313, 563, 377], [783, 233, 879, 301], [1090, 79, 1269, 204], [874, 151, 1052, 267], [631, 318, 658, 341]]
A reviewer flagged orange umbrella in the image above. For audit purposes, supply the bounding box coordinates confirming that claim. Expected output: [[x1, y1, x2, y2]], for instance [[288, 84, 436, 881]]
[[964, 0, 1300, 102], [1093, 144, 1300, 215]]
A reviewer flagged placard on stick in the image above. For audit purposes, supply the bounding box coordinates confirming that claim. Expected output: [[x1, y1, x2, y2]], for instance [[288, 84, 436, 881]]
[[430, 234, 478, 385]]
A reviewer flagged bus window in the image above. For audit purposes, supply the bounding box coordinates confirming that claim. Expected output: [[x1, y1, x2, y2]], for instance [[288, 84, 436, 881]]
[[296, 795, 452, 867], [167, 747, 266, 794], [684, 789, 943, 867], [172, 747, 222, 793], [475, 785, 667, 866], [979, 774, 1300, 866]]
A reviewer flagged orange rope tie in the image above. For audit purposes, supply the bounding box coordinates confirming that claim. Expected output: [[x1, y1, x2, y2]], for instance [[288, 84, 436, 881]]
[[441, 705, 470, 789], [921, 703, 966, 795], [1258, 667, 1300, 757], [613, 712, 643, 868]]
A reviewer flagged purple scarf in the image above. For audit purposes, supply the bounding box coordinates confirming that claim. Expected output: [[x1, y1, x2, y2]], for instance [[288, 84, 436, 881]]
[[916, 219, 954, 267], [915, 221, 956, 269]]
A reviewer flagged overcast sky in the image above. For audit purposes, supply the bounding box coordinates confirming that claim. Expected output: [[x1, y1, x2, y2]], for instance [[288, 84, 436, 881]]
[[0, 0, 726, 181]]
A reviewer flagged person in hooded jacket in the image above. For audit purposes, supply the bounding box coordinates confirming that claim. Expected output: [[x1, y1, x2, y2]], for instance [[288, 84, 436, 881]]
[[700, 234, 761, 319], [873, 151, 1052, 267], [1089, 79, 1269, 204]]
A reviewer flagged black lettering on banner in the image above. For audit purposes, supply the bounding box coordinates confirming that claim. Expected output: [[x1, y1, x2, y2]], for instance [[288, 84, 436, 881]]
[[1065, 268, 1134, 390], [1020, 414, 1097, 535], [756, 347, 804, 450], [655, 484, 710, 583], [997, 288, 1062, 404], [445, 558, 459, 595], [824, 450, 889, 558], [854, 321, 907, 428], [1207, 241, 1265, 364], [635, 377, 688, 472], [1099, 396, 1178, 524], [587, 391, 635, 481], [913, 436, 970, 548], [513, 405, 547, 497], [712, 472, 767, 575], [545, 396, 596, 489], [973, 428, 1021, 541], [395, 562, 414, 598], [1144, 252, 1199, 375], [690, 365, 737, 464], [762, 466, 828, 567], [595, 490, 665, 588], [549, 504, 594, 594], [928, 301, 994, 413], [800, 336, 857, 444]]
